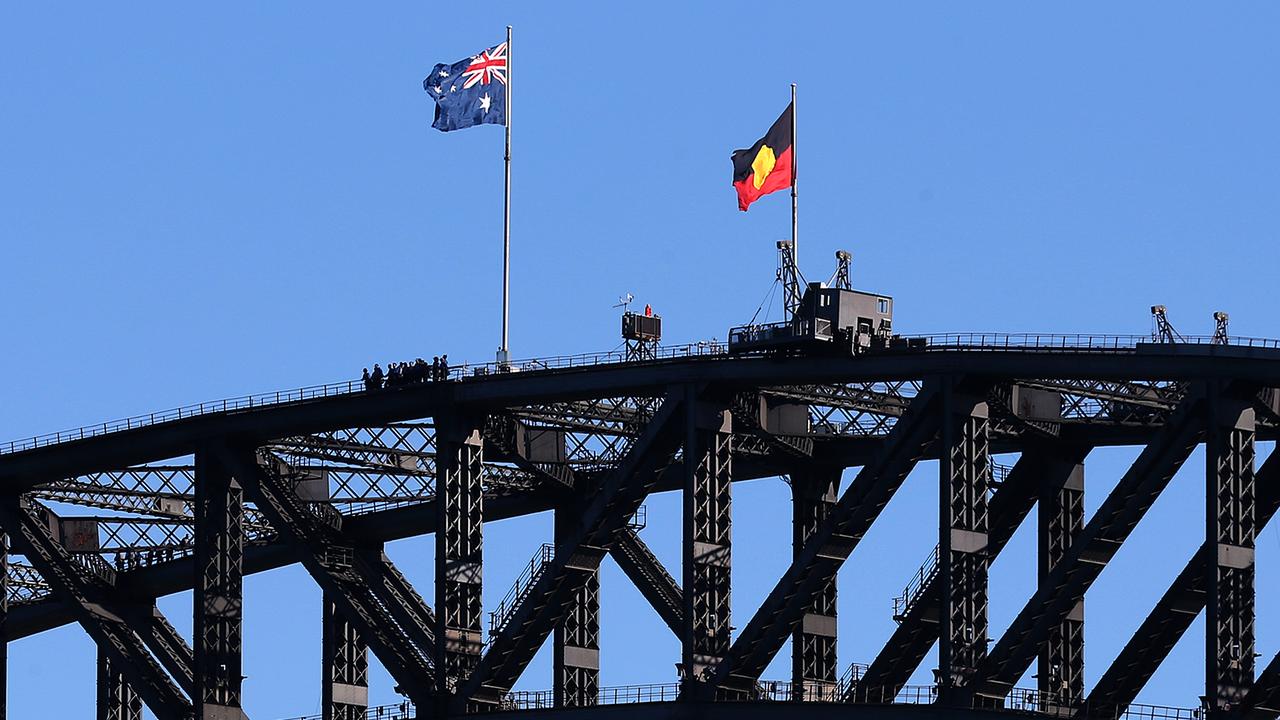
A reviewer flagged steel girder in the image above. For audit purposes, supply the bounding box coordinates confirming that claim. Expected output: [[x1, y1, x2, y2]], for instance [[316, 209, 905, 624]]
[[223, 450, 438, 708], [192, 451, 247, 719], [855, 445, 1086, 702], [455, 393, 686, 709], [1083, 450, 1280, 716], [791, 467, 841, 701], [963, 387, 1208, 702], [435, 420, 485, 700], [682, 399, 733, 696], [0, 498, 193, 719], [98, 648, 143, 720], [938, 385, 993, 702], [9, 347, 1280, 488], [1206, 387, 1258, 714], [6, 560, 46, 606], [706, 379, 955, 696], [731, 391, 813, 459], [608, 526, 683, 636], [483, 414, 576, 495], [553, 503, 600, 708], [35, 467, 197, 518], [1242, 652, 1280, 719], [1038, 454, 1085, 708], [322, 594, 369, 720], [0, 533, 7, 720]]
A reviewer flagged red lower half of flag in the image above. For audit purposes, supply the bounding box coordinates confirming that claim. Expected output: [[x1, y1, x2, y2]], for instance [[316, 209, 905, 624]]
[[733, 145, 793, 212]]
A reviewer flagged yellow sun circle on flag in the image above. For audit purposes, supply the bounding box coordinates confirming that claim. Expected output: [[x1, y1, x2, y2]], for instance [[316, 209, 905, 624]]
[[751, 145, 777, 190]]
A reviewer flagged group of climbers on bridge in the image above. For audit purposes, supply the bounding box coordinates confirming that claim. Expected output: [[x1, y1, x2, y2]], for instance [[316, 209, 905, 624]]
[[362, 355, 449, 390]]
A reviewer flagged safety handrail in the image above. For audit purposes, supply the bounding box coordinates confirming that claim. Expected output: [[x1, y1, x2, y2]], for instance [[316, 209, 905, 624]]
[[278, 702, 413, 720], [0, 342, 727, 456], [488, 543, 555, 641], [892, 544, 940, 621], [6, 331, 1278, 457], [267, 680, 1203, 718]]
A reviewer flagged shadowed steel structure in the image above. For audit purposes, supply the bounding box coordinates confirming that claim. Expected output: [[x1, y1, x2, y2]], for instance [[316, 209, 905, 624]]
[[0, 334, 1278, 720]]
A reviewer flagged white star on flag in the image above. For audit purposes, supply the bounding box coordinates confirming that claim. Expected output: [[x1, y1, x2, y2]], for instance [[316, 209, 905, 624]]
[[479, 93, 492, 113]]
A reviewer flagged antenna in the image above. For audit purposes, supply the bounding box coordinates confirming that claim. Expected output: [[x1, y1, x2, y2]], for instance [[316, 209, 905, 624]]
[[1212, 311, 1229, 345], [1151, 305, 1184, 343], [613, 292, 634, 314], [777, 240, 803, 321], [829, 249, 852, 290]]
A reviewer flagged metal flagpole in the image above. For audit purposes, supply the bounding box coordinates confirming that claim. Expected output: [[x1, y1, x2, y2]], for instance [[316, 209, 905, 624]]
[[790, 83, 797, 272], [499, 24, 512, 365]]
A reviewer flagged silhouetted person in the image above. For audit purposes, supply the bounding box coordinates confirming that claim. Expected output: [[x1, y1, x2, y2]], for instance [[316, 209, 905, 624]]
[[440, 354, 449, 380], [432, 356, 440, 381], [413, 358, 427, 383], [371, 364, 384, 388], [362, 368, 372, 391]]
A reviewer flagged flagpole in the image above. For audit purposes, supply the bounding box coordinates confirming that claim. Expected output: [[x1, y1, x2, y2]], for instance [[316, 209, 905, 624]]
[[790, 82, 798, 272], [499, 24, 512, 365]]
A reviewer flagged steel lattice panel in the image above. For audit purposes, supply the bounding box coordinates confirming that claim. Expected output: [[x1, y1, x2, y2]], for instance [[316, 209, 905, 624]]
[[1206, 393, 1257, 713], [791, 469, 840, 699], [324, 596, 369, 720], [939, 392, 991, 700], [683, 405, 733, 692], [193, 452, 246, 713], [97, 651, 143, 720], [1038, 460, 1084, 707], [436, 426, 485, 692]]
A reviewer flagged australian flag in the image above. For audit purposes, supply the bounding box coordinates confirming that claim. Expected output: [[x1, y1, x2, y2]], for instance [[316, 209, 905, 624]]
[[423, 41, 508, 132]]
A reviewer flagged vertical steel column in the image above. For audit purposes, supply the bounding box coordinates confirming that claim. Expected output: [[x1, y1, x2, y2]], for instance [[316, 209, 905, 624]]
[[1038, 457, 1085, 708], [938, 384, 991, 702], [193, 451, 245, 719], [322, 596, 369, 720], [681, 395, 733, 696], [791, 468, 841, 701], [0, 533, 7, 720], [1205, 389, 1256, 715], [97, 649, 143, 720], [435, 421, 485, 697], [553, 505, 600, 708]]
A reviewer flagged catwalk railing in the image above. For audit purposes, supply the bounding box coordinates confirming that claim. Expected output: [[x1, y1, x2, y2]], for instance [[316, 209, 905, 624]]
[[279, 702, 414, 720], [6, 332, 1279, 456], [492, 679, 1203, 720], [488, 543, 556, 641], [270, 688, 1203, 720]]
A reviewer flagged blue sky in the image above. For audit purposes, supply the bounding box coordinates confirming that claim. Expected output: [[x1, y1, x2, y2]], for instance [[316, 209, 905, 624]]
[[2, 3, 1279, 718]]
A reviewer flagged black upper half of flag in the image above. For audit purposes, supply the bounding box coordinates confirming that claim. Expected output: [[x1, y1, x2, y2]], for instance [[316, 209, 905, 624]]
[[731, 103, 794, 184]]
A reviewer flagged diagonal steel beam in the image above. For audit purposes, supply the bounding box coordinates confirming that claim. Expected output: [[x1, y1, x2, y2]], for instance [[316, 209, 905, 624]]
[[455, 392, 686, 709], [855, 443, 1084, 702], [1084, 450, 1280, 716], [0, 498, 193, 719], [608, 526, 683, 637], [963, 386, 1208, 702], [99, 647, 144, 720], [222, 450, 439, 708], [705, 378, 959, 697], [1241, 651, 1280, 719]]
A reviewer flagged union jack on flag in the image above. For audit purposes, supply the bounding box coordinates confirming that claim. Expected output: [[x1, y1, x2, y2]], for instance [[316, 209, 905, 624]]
[[462, 42, 507, 89], [423, 39, 509, 132]]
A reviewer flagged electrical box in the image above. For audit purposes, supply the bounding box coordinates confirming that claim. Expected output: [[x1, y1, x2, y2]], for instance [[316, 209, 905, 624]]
[[622, 312, 662, 342]]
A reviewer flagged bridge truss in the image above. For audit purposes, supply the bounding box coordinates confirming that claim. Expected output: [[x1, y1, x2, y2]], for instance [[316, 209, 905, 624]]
[[0, 335, 1279, 720]]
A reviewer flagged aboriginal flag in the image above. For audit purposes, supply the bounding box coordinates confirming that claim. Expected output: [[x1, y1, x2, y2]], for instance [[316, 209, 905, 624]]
[[731, 103, 794, 212]]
